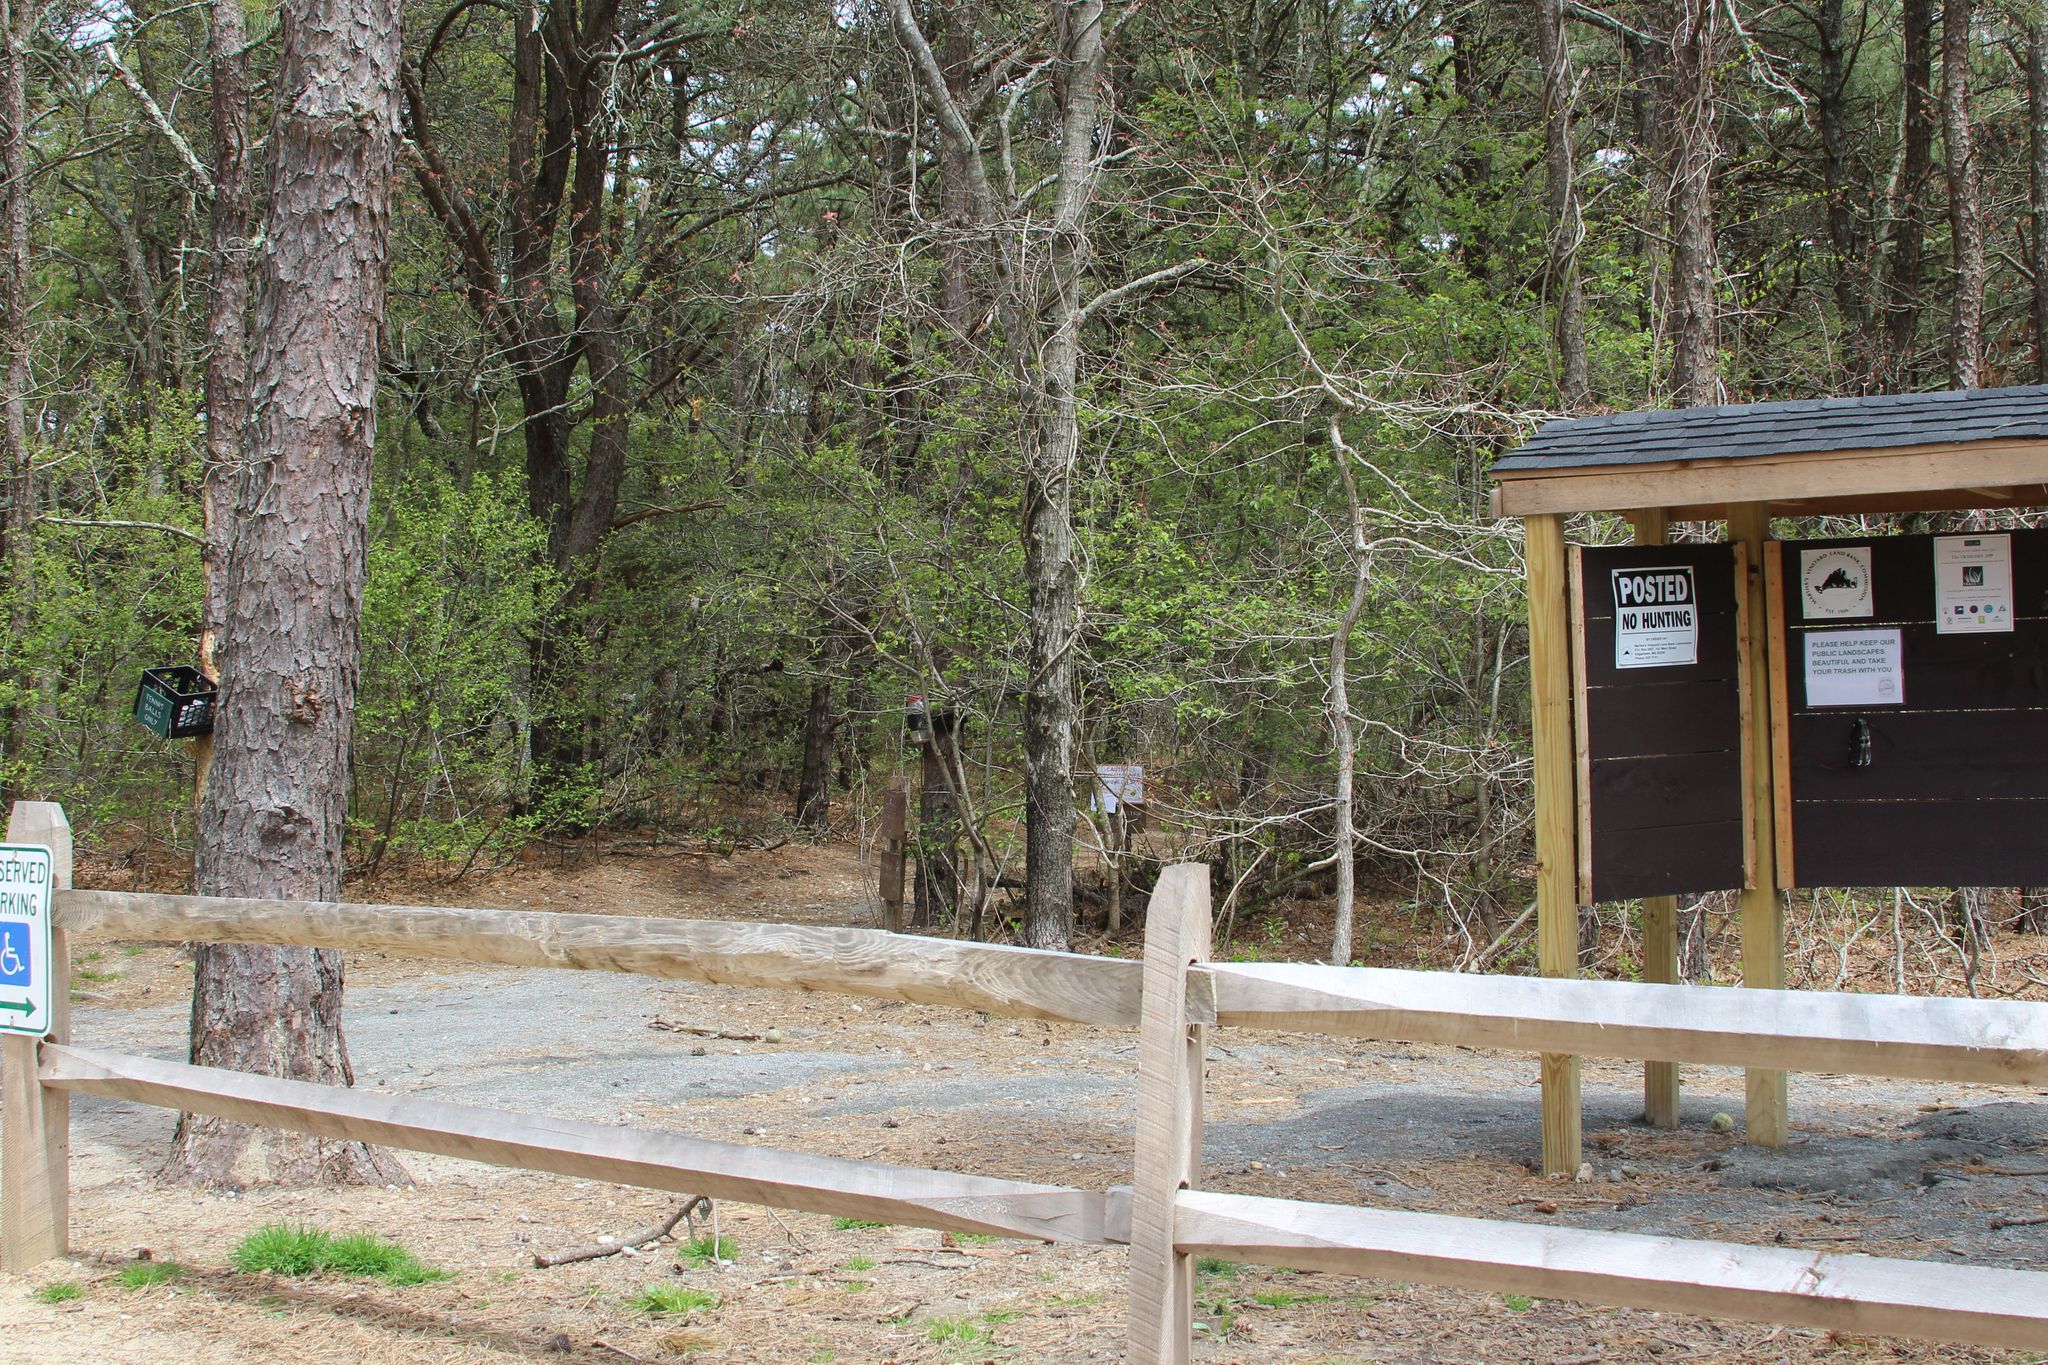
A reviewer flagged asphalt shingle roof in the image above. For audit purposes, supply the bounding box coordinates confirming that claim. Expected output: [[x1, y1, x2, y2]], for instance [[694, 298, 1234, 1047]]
[[1490, 385, 2048, 476]]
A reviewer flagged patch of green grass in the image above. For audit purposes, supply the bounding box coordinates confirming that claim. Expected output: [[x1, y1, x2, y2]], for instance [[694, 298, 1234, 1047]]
[[952, 1232, 1003, 1246], [231, 1223, 449, 1286], [116, 1261, 182, 1289], [842, 1254, 874, 1272], [980, 1308, 1022, 1325], [121, 944, 147, 957], [924, 1316, 988, 1344], [33, 1281, 83, 1303], [830, 1217, 887, 1231], [676, 1233, 737, 1266], [1500, 1292, 1535, 1312], [1252, 1290, 1329, 1308], [632, 1284, 718, 1317], [839, 1279, 871, 1292], [73, 965, 117, 984], [1194, 1256, 1241, 1279]]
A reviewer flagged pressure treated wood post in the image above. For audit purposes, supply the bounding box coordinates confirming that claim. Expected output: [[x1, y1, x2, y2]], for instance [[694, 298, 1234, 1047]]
[[1126, 863, 1212, 1365], [1728, 504, 1787, 1148], [1625, 509, 1683, 1130], [1526, 514, 1581, 1176], [3, 800, 71, 1270]]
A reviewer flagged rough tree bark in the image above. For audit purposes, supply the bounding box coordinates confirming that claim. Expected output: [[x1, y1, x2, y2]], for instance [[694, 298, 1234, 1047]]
[[1885, 0, 1937, 386], [1536, 0, 1589, 409], [163, 0, 407, 1186], [0, 0, 33, 807], [1811, 0, 1877, 381], [1942, 0, 1982, 388], [1666, 0, 1722, 407], [2031, 4, 2048, 382]]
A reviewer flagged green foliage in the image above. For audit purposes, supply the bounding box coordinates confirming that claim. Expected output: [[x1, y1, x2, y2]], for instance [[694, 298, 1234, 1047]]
[[924, 1316, 988, 1344], [632, 1284, 719, 1317], [830, 1217, 887, 1231], [115, 1260, 183, 1289], [33, 1281, 83, 1303], [230, 1224, 449, 1286], [676, 1233, 738, 1266]]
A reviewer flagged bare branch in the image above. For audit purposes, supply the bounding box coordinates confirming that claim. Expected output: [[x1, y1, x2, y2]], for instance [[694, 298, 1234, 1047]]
[[1075, 257, 1212, 329]]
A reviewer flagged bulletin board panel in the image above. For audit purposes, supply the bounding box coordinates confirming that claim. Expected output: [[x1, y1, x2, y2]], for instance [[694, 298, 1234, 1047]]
[[1774, 529, 2048, 888], [1570, 543, 1749, 903]]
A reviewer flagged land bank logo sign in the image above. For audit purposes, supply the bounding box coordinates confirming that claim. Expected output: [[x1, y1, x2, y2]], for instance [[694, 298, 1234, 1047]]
[[1800, 546, 1874, 620], [0, 843, 54, 1035]]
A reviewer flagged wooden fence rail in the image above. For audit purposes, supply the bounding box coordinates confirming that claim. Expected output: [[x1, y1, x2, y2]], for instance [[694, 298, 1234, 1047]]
[[6, 800, 2048, 1359]]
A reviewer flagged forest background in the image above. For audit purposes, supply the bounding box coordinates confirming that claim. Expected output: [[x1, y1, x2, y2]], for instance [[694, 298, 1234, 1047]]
[[0, 0, 2040, 973]]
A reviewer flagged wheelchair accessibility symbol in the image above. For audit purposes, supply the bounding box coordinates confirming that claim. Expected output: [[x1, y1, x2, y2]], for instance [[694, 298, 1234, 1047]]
[[0, 921, 28, 984]]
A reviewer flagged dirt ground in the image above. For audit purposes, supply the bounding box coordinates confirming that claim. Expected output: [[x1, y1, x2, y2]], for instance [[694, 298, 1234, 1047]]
[[3, 841, 2046, 1364]]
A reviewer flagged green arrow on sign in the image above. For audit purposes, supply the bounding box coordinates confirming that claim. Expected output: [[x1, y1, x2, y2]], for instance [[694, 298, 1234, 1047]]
[[0, 1000, 34, 1016]]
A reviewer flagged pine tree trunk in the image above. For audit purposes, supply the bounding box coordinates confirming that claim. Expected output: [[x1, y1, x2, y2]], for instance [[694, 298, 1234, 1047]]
[[1536, 0, 1589, 409], [1667, 0, 1722, 407], [163, 0, 406, 1187], [2030, 7, 2048, 383], [1942, 0, 1983, 388], [1813, 0, 1876, 381], [0, 0, 33, 808]]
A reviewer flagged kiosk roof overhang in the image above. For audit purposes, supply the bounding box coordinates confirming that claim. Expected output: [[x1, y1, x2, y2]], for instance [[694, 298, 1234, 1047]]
[[1489, 385, 2048, 520]]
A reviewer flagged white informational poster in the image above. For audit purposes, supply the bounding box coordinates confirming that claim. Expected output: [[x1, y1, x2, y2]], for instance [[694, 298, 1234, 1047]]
[[1804, 628, 1905, 707], [1610, 565, 1699, 669], [1933, 534, 2015, 635], [1094, 764, 1144, 814], [1799, 545, 1873, 619]]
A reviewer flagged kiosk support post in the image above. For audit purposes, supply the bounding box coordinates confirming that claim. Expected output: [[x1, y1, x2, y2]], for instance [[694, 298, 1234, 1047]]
[[1625, 509, 1684, 1130], [1728, 504, 1788, 1148], [1527, 513, 1582, 1175]]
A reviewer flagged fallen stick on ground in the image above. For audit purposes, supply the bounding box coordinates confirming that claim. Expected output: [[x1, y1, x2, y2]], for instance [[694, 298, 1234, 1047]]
[[534, 1195, 712, 1268]]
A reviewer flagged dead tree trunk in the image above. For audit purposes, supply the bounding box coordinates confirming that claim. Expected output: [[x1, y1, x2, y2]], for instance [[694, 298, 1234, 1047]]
[[1942, 0, 1983, 388], [912, 712, 962, 930], [164, 0, 406, 1187], [1885, 0, 1937, 386]]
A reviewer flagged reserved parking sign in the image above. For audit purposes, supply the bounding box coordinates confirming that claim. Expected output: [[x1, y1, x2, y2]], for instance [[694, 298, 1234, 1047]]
[[0, 843, 54, 1035]]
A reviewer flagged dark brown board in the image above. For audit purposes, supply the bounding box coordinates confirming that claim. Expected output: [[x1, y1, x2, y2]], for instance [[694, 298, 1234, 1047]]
[[1576, 543, 1747, 901], [1588, 820, 1747, 904], [1792, 798, 2048, 889]]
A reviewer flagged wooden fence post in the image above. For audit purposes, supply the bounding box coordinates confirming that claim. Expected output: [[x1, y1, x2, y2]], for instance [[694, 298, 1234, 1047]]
[[3, 800, 72, 1270], [1526, 513, 1583, 1175], [1126, 862, 1211, 1365]]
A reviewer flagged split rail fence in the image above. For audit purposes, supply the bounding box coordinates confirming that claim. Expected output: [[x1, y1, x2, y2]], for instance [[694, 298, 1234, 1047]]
[[5, 800, 2048, 1360]]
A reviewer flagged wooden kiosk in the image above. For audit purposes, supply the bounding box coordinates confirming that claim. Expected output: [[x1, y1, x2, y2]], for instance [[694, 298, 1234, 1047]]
[[1491, 385, 2048, 1175]]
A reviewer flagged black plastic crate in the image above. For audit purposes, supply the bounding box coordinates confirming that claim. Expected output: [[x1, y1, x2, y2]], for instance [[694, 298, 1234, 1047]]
[[134, 666, 216, 739]]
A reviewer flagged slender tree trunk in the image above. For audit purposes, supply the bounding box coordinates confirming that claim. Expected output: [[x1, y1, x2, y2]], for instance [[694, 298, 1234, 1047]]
[[1942, 0, 1983, 388], [1327, 425, 1370, 966], [1885, 0, 1937, 386], [2030, 6, 2048, 382], [164, 0, 406, 1186], [195, 0, 254, 798], [1536, 0, 1589, 409], [1813, 0, 1875, 381], [1667, 0, 1722, 407], [0, 0, 32, 807], [1015, 0, 1109, 952]]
